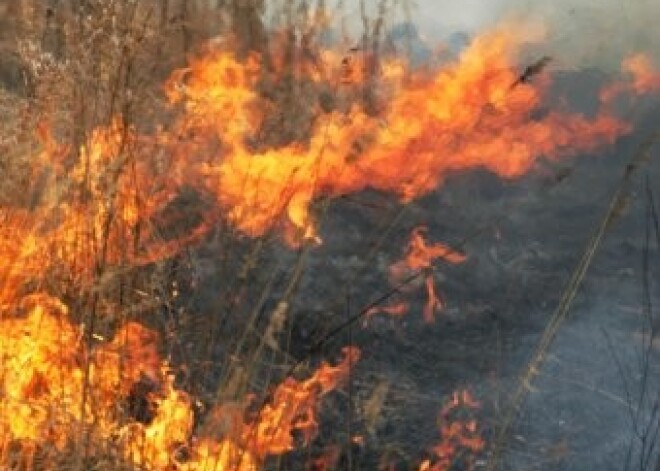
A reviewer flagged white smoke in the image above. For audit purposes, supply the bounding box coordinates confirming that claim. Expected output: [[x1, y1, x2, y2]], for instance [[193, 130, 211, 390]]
[[413, 0, 660, 71]]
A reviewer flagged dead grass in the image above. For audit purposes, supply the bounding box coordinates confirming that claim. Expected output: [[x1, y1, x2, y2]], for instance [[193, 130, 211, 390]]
[[0, 2, 416, 470]]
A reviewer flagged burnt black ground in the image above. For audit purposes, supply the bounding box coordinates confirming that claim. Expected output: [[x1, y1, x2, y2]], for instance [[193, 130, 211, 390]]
[[273, 86, 660, 469], [3, 20, 659, 469], [164, 69, 660, 471]]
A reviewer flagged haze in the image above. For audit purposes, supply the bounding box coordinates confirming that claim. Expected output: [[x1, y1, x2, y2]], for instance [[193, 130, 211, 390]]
[[412, 0, 660, 70]]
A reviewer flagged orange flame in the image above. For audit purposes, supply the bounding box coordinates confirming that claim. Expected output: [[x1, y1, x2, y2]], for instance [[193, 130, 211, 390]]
[[601, 53, 660, 103], [419, 389, 484, 471], [364, 301, 410, 324], [402, 227, 468, 269], [0, 116, 215, 295], [388, 227, 466, 323], [0, 294, 358, 470], [163, 25, 630, 243], [246, 346, 360, 457], [3, 19, 659, 471]]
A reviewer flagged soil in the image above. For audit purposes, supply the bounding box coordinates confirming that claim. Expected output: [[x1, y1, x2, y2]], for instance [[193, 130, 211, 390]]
[[267, 78, 660, 470], [164, 70, 660, 471]]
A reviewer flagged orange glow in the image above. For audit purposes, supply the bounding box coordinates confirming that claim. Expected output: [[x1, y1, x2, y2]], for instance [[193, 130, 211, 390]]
[[388, 227, 466, 323], [0, 115, 215, 295], [0, 295, 85, 449], [123, 373, 195, 470], [162, 25, 631, 243], [3, 17, 659, 471], [364, 301, 410, 323], [423, 276, 444, 324], [402, 227, 467, 270], [0, 294, 358, 470], [0, 210, 46, 307], [623, 54, 660, 95], [601, 53, 660, 103], [420, 389, 484, 471], [245, 346, 360, 457]]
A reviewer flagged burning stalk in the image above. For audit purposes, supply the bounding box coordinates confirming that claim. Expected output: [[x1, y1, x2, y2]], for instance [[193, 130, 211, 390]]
[[3, 4, 660, 470], [419, 389, 484, 471], [510, 55, 552, 89], [0, 293, 359, 471]]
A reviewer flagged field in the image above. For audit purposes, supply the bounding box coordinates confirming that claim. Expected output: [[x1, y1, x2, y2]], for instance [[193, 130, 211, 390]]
[[1, 1, 659, 470]]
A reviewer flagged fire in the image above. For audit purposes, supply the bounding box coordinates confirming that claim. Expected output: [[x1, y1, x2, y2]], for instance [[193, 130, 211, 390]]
[[0, 295, 85, 449], [419, 389, 484, 471], [601, 53, 660, 103], [387, 227, 466, 323], [0, 115, 214, 294], [123, 374, 194, 470], [11, 25, 648, 258], [0, 210, 46, 306], [399, 227, 467, 270], [246, 346, 360, 457], [621, 54, 660, 95], [3, 13, 660, 471], [0, 293, 357, 470], [364, 301, 410, 324], [162, 25, 630, 244]]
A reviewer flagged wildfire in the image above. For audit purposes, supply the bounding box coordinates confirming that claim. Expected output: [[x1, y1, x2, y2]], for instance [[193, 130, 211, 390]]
[[0, 294, 358, 471], [386, 227, 466, 323], [3, 13, 660, 471], [0, 116, 215, 295], [419, 390, 484, 471], [245, 346, 360, 457], [161, 25, 633, 244], [601, 53, 660, 103]]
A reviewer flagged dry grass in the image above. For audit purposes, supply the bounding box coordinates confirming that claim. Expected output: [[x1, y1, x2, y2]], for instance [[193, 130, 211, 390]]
[[0, 2, 415, 471]]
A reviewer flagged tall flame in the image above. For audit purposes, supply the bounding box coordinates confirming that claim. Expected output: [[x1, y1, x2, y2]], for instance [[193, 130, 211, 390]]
[[0, 294, 358, 470], [164, 25, 630, 244], [3, 16, 660, 471]]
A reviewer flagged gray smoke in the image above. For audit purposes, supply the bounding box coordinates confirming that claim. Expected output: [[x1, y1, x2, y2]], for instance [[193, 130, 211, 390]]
[[413, 0, 660, 71]]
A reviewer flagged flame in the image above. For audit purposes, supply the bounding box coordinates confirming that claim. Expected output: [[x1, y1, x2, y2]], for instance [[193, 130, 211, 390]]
[[0, 294, 357, 470], [401, 227, 468, 269], [163, 25, 630, 243], [3, 17, 659, 471], [14, 25, 644, 256], [387, 227, 466, 323], [182, 438, 258, 471], [419, 389, 484, 471], [123, 374, 194, 470], [246, 346, 360, 457], [0, 210, 46, 306], [364, 301, 410, 324], [0, 295, 85, 449], [0, 116, 214, 296], [0, 295, 171, 455], [601, 53, 660, 103]]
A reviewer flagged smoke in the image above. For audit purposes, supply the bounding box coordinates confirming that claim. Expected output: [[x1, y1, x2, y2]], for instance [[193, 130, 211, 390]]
[[413, 0, 660, 71]]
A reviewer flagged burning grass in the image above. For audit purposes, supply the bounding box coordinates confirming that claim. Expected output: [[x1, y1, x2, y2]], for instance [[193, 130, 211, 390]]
[[1, 1, 660, 470]]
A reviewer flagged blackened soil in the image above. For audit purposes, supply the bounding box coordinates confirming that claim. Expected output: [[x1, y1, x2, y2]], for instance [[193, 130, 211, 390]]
[[277, 102, 660, 470], [175, 75, 660, 471]]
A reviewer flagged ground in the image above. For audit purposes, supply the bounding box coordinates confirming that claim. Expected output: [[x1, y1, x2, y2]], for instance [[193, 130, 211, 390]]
[[253, 77, 660, 470]]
